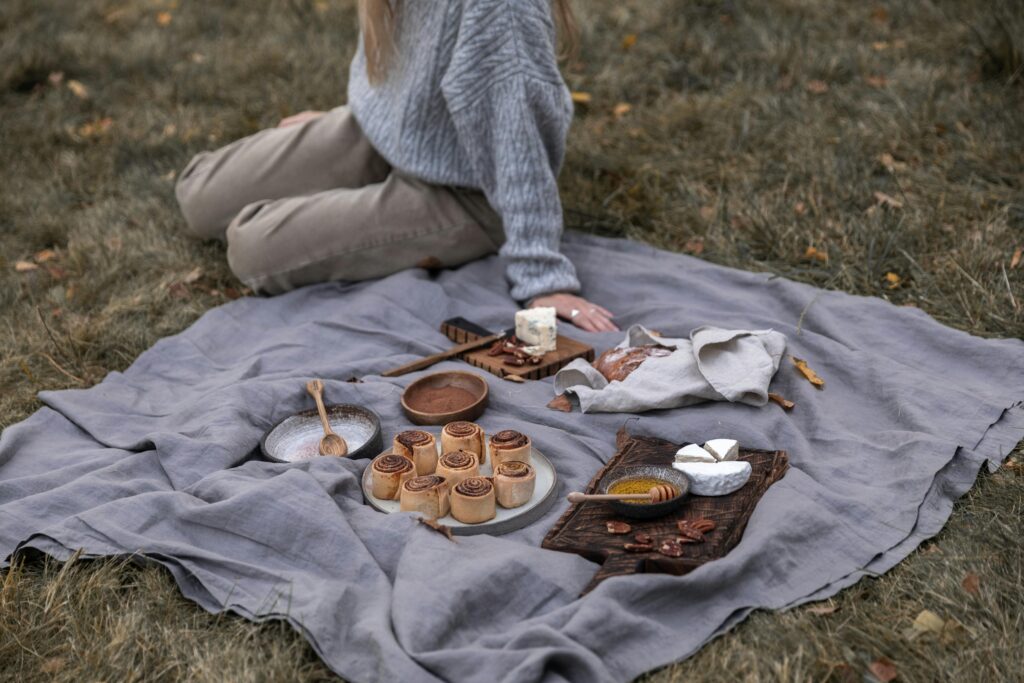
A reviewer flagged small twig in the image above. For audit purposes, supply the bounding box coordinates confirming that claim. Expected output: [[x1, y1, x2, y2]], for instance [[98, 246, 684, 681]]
[[1001, 263, 1019, 312], [34, 306, 73, 364], [38, 352, 85, 385]]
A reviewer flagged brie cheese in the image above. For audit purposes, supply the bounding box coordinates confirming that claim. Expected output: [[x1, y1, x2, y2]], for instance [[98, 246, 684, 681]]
[[703, 438, 739, 461], [672, 460, 751, 496], [674, 444, 717, 464], [515, 307, 557, 354]]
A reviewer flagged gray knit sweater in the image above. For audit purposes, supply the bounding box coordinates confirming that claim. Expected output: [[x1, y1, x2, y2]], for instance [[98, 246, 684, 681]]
[[347, 0, 580, 302]]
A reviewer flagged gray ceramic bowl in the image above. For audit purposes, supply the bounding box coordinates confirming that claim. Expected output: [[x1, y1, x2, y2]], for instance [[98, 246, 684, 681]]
[[260, 404, 382, 463], [598, 465, 690, 519]]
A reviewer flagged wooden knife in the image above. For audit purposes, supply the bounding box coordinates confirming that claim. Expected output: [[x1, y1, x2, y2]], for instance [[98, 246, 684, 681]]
[[380, 331, 508, 377]]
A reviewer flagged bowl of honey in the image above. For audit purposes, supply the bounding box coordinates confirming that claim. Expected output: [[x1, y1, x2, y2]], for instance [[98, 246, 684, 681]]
[[599, 465, 689, 519]]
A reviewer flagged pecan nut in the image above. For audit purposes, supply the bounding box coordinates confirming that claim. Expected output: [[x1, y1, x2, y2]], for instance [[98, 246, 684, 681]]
[[658, 539, 685, 557], [623, 543, 654, 553], [606, 521, 632, 535]]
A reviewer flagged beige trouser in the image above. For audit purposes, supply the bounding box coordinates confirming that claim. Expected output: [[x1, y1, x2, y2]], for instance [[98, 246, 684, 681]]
[[175, 106, 504, 294]]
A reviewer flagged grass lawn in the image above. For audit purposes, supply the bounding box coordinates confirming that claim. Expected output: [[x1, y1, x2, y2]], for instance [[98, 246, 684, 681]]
[[2, 0, 1022, 680]]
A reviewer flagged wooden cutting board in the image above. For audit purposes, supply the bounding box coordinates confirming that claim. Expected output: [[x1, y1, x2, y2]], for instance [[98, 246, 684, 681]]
[[542, 428, 789, 594], [440, 319, 594, 381]]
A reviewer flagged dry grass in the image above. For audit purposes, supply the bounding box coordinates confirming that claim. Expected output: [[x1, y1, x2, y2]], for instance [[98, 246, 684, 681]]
[[1, 0, 1022, 681]]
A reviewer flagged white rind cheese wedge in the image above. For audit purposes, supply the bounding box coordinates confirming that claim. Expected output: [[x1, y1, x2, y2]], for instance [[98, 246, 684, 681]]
[[703, 438, 739, 461], [515, 307, 557, 354], [672, 460, 752, 496], [674, 444, 717, 464]]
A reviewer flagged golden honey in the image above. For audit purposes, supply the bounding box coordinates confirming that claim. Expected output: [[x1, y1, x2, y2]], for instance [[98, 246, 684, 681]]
[[608, 477, 677, 504]]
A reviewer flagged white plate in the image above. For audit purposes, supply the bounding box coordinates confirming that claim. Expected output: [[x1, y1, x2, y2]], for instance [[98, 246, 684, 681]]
[[361, 444, 558, 536]]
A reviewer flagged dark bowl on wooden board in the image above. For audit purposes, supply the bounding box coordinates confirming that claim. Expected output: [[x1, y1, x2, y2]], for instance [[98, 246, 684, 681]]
[[598, 465, 690, 519], [261, 404, 383, 463], [400, 371, 489, 425]]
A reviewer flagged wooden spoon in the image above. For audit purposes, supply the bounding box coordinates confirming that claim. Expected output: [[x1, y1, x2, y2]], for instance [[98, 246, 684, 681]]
[[567, 484, 677, 504], [305, 379, 348, 456]]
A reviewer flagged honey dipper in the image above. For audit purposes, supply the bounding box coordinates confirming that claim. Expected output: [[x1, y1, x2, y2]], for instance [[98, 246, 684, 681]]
[[566, 484, 677, 504]]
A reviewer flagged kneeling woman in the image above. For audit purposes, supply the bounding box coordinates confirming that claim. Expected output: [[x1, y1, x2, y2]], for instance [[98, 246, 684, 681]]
[[175, 0, 616, 332]]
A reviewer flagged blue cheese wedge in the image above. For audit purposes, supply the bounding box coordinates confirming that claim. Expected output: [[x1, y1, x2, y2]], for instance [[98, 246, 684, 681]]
[[674, 444, 717, 463], [703, 438, 739, 461], [672, 460, 752, 496], [515, 307, 557, 355]]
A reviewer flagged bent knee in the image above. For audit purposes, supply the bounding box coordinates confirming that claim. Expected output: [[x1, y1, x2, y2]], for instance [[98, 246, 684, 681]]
[[225, 201, 280, 294], [174, 151, 227, 240]]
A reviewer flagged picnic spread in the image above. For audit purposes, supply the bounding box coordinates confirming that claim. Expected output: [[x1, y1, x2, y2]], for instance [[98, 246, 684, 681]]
[[2, 232, 1023, 683]]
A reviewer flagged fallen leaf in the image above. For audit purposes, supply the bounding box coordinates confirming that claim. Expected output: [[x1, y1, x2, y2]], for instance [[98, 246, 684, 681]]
[[78, 117, 114, 138], [806, 601, 838, 615], [67, 79, 89, 99], [804, 245, 829, 262], [878, 153, 908, 172], [313, 0, 329, 13], [34, 249, 57, 262], [865, 74, 888, 88], [156, 11, 173, 26], [884, 272, 902, 289], [547, 393, 573, 412], [48, 71, 64, 86], [871, 7, 890, 24], [417, 517, 455, 541], [1010, 246, 1022, 269], [40, 657, 66, 674], [868, 657, 897, 682], [874, 191, 903, 209], [805, 79, 829, 94], [905, 609, 945, 640], [183, 267, 203, 284], [699, 205, 716, 222], [223, 287, 242, 300], [190, 52, 206, 64], [15, 260, 39, 272], [961, 572, 980, 595], [768, 392, 795, 410], [612, 102, 632, 118], [683, 237, 705, 255], [791, 356, 825, 389], [570, 91, 592, 105], [45, 265, 67, 280], [168, 282, 190, 300], [794, 201, 807, 216], [872, 41, 890, 51], [621, 33, 637, 50]]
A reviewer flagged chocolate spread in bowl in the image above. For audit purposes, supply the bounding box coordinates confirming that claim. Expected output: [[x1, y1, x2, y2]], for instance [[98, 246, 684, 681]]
[[407, 386, 478, 413]]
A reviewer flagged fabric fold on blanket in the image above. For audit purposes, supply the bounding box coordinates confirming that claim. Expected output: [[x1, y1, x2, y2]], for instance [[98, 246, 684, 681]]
[[2, 232, 1023, 683], [553, 324, 787, 413]]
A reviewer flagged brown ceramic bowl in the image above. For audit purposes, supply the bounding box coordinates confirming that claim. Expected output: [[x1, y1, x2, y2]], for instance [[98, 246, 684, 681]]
[[401, 371, 489, 425]]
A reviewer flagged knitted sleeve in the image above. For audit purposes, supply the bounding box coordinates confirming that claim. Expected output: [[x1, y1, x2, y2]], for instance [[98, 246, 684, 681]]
[[440, 2, 580, 302]]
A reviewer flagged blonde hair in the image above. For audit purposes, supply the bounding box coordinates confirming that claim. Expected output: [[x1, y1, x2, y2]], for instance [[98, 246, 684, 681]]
[[358, 0, 578, 84]]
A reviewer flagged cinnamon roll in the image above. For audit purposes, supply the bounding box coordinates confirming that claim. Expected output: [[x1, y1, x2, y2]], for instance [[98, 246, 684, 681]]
[[488, 430, 531, 468], [492, 461, 536, 509], [399, 475, 450, 519], [434, 450, 480, 488], [392, 430, 438, 476], [450, 476, 496, 524], [441, 421, 486, 465], [370, 453, 415, 500]]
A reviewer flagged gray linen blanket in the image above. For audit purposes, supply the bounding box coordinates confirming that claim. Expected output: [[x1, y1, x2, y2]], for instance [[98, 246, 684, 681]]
[[554, 324, 788, 412], [2, 232, 1023, 683]]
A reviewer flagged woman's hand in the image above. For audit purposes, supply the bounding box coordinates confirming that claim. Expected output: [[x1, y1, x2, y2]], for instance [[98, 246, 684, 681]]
[[530, 293, 619, 333], [277, 110, 325, 128]]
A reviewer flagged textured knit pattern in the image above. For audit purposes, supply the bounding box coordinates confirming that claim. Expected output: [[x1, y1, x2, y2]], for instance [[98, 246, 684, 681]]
[[347, 0, 580, 301]]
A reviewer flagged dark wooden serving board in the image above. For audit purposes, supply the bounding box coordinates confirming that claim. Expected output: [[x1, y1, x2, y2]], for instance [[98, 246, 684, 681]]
[[440, 319, 594, 381], [542, 429, 789, 594]]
